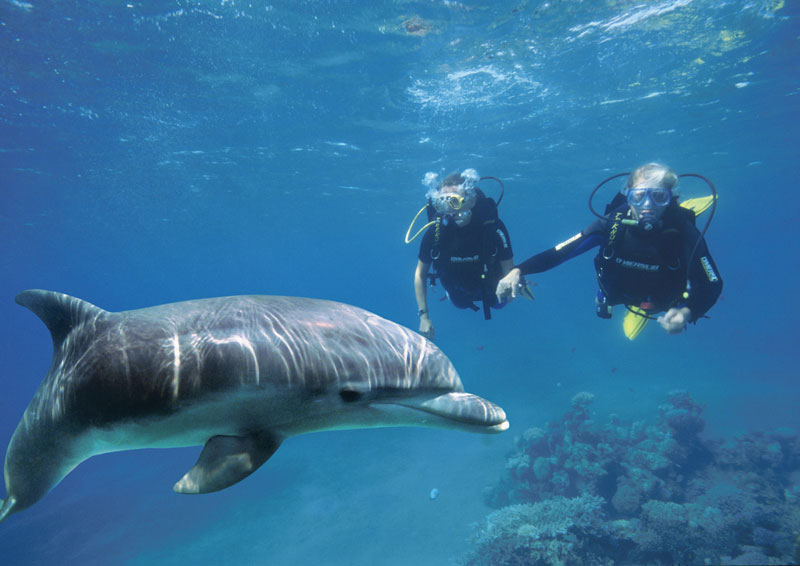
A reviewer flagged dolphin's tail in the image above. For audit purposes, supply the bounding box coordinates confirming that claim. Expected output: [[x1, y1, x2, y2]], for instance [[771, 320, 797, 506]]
[[0, 496, 16, 524], [15, 289, 107, 349]]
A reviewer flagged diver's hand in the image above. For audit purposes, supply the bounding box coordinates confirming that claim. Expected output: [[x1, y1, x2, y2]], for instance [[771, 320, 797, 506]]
[[657, 307, 692, 334], [419, 315, 435, 341], [496, 268, 523, 302]]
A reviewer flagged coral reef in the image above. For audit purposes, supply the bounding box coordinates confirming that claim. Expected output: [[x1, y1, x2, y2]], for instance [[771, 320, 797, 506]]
[[464, 391, 800, 566], [464, 495, 614, 566]]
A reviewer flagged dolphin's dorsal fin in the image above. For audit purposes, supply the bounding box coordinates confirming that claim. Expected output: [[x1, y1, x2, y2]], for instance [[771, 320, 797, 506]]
[[15, 289, 106, 349], [173, 433, 283, 494]]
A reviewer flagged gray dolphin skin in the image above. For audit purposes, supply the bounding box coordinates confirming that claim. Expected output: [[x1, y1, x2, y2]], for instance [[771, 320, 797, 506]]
[[0, 290, 508, 523]]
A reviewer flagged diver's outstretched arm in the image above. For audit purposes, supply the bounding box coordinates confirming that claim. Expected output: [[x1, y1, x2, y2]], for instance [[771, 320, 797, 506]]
[[414, 260, 435, 341]]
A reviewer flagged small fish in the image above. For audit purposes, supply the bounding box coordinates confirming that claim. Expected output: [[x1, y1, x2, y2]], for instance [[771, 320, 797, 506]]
[[429, 488, 439, 500]]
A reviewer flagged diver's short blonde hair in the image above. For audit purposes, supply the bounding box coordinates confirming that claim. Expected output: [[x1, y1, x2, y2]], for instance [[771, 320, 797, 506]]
[[626, 163, 678, 192]]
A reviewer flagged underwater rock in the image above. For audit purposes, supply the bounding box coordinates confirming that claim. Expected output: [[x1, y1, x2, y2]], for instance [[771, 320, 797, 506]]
[[521, 426, 548, 454], [462, 495, 611, 566], [571, 391, 595, 410], [473, 391, 800, 565], [726, 547, 771, 565], [611, 481, 642, 516], [632, 500, 739, 564], [533, 456, 555, 481], [659, 389, 706, 440], [753, 526, 794, 557], [401, 15, 434, 37]]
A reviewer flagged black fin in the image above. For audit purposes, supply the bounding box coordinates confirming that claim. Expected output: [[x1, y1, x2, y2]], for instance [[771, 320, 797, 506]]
[[173, 434, 282, 494], [15, 289, 106, 349]]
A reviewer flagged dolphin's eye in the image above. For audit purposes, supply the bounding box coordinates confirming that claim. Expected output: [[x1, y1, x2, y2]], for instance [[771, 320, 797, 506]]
[[339, 389, 363, 403]]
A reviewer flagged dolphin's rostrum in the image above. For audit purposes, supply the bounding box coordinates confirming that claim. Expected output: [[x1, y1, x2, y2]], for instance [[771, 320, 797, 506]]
[[0, 290, 508, 523]]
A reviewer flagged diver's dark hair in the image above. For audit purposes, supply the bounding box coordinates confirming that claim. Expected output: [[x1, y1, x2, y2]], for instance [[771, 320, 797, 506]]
[[441, 172, 465, 188]]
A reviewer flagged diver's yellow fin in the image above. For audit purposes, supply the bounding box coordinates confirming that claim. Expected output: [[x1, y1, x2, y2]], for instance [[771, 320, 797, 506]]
[[680, 195, 715, 216], [623, 306, 649, 340]]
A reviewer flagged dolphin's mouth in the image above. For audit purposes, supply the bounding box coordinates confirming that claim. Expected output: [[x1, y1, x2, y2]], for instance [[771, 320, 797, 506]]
[[386, 392, 509, 434]]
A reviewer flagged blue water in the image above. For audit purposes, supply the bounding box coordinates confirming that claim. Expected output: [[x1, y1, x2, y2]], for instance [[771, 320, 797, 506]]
[[1, 1, 798, 564]]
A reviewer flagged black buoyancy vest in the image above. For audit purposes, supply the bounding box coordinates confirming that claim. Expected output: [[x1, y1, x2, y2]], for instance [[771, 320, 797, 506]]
[[427, 191, 501, 319], [595, 204, 694, 309], [428, 190, 500, 268]]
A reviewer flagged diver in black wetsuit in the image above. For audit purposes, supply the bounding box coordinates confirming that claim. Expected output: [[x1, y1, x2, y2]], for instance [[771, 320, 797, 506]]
[[412, 169, 515, 341], [496, 163, 722, 335]]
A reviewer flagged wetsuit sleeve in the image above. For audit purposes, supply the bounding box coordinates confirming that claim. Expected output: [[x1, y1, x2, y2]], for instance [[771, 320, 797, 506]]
[[682, 226, 723, 322], [515, 219, 606, 275], [495, 218, 514, 261], [417, 227, 434, 264]]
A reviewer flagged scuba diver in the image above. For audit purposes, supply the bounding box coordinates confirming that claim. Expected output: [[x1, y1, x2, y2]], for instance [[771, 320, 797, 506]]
[[406, 169, 518, 341], [496, 163, 723, 339]]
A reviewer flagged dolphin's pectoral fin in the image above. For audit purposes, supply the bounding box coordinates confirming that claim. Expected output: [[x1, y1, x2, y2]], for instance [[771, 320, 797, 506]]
[[0, 496, 16, 524], [173, 433, 282, 494]]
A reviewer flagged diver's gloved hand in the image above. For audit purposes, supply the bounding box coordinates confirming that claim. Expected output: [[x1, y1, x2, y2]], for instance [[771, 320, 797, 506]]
[[496, 268, 523, 302], [419, 314, 435, 342], [657, 307, 692, 334]]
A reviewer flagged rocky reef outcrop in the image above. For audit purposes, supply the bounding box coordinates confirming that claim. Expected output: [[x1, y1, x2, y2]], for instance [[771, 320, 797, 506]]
[[462, 391, 800, 566]]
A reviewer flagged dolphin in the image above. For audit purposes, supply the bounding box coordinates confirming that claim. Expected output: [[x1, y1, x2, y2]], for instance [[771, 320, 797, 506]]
[[0, 290, 508, 523]]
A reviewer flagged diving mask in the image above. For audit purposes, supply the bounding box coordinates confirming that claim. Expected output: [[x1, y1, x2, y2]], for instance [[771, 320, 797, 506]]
[[626, 187, 672, 231], [433, 190, 477, 215], [627, 187, 672, 207]]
